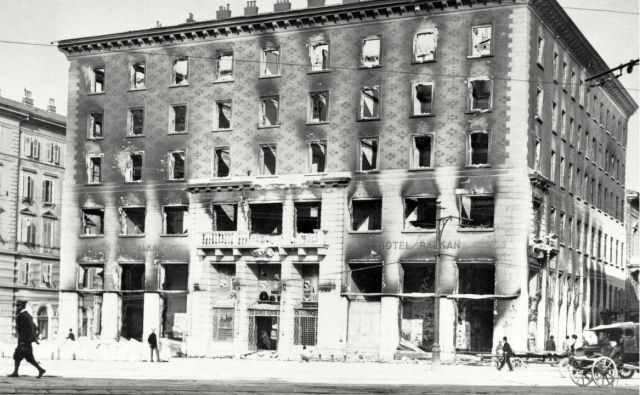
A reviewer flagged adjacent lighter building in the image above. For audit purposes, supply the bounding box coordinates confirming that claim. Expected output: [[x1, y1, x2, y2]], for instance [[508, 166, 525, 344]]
[[0, 92, 66, 343], [624, 191, 639, 321], [56, 0, 637, 360]]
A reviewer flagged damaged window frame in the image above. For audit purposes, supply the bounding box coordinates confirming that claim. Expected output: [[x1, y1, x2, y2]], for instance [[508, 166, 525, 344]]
[[212, 146, 231, 178], [467, 129, 490, 167], [249, 202, 283, 236], [411, 81, 435, 117], [130, 61, 146, 90], [215, 52, 234, 81], [171, 56, 189, 86], [127, 107, 145, 136], [458, 194, 495, 230], [77, 264, 104, 290], [167, 150, 186, 181], [469, 24, 492, 58], [358, 137, 379, 172], [536, 84, 544, 121], [358, 85, 381, 120], [350, 198, 383, 233], [294, 201, 322, 235], [308, 91, 329, 124], [169, 104, 188, 134], [467, 77, 493, 112], [260, 47, 281, 77], [90, 66, 105, 94], [413, 29, 438, 63], [88, 112, 104, 139], [124, 151, 144, 183], [307, 140, 327, 174], [86, 153, 103, 184], [259, 96, 280, 128], [308, 41, 330, 73], [410, 134, 434, 170], [361, 36, 381, 68], [162, 205, 189, 236], [403, 196, 438, 232], [536, 32, 545, 67], [214, 100, 232, 131], [119, 206, 146, 237], [211, 203, 238, 232], [259, 144, 278, 176], [81, 208, 105, 237]]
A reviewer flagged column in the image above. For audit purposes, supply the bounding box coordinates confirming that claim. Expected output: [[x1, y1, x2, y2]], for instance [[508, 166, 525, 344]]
[[101, 292, 120, 340], [378, 296, 399, 360], [536, 262, 548, 349], [57, 292, 78, 340]]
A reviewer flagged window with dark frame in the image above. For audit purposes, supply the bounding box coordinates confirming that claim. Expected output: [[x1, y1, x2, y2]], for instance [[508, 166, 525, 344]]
[[119, 207, 146, 235], [170, 105, 187, 133], [42, 179, 54, 203], [81, 208, 104, 236], [259, 97, 279, 127], [213, 147, 230, 178], [87, 155, 102, 184], [309, 141, 326, 173], [163, 206, 188, 235], [261, 47, 281, 76], [215, 101, 232, 130], [295, 202, 321, 234], [128, 108, 144, 135], [471, 25, 491, 57], [359, 86, 380, 119], [413, 82, 434, 116], [309, 92, 328, 123], [89, 112, 103, 138], [468, 130, 489, 166], [351, 199, 382, 232], [359, 138, 378, 171], [309, 42, 329, 72], [78, 265, 104, 290], [404, 197, 437, 230], [260, 145, 277, 175], [468, 78, 492, 111], [459, 196, 494, 229], [250, 203, 282, 235], [212, 204, 237, 231], [361, 37, 380, 67], [131, 61, 146, 89], [125, 153, 143, 182], [91, 66, 105, 93], [172, 57, 188, 85], [168, 151, 185, 180], [411, 135, 433, 169]]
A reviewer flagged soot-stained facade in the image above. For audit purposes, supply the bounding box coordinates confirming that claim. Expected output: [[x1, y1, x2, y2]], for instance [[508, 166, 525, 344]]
[[57, 0, 637, 360]]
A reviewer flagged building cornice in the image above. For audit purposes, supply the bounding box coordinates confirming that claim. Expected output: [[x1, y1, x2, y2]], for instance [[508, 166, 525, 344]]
[[0, 97, 66, 129]]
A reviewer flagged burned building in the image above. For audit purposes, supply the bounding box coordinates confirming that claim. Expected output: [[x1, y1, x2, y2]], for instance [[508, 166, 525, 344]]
[[56, 0, 636, 359]]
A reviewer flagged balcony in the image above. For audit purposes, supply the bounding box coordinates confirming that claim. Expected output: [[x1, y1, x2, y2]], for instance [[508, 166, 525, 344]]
[[200, 230, 327, 248]]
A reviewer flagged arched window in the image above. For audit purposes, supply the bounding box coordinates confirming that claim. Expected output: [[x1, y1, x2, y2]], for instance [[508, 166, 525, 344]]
[[37, 307, 48, 340]]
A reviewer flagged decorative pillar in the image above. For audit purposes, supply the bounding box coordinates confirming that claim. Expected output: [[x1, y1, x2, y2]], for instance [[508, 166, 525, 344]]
[[101, 292, 120, 340]]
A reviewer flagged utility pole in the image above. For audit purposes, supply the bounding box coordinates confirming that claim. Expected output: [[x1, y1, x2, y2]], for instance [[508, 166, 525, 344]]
[[431, 200, 442, 370]]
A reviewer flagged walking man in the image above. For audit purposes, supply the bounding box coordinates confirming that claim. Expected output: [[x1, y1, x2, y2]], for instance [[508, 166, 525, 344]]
[[8, 300, 45, 378], [544, 335, 556, 362], [498, 336, 514, 371], [147, 328, 160, 362]]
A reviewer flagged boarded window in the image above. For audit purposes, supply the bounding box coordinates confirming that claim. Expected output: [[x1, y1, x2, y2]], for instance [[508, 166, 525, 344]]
[[309, 92, 328, 123], [413, 82, 434, 115], [250, 203, 282, 235], [131, 62, 146, 89], [172, 57, 188, 85], [87, 155, 102, 183], [414, 29, 437, 62], [170, 105, 187, 133], [216, 53, 234, 80], [404, 197, 437, 230], [82, 208, 104, 235], [468, 130, 489, 165], [259, 97, 279, 127], [125, 153, 143, 182], [412, 135, 433, 168], [213, 148, 230, 177], [163, 206, 188, 234], [361, 37, 380, 67], [295, 202, 321, 234], [120, 207, 145, 235], [168, 151, 185, 180], [89, 112, 103, 138], [309, 141, 326, 173], [471, 25, 491, 57], [351, 199, 382, 231], [309, 42, 329, 72], [128, 108, 144, 135], [91, 67, 105, 93], [213, 308, 234, 342], [216, 101, 232, 129], [260, 145, 277, 175], [460, 196, 494, 229], [212, 204, 237, 231], [468, 78, 492, 111], [359, 86, 380, 119], [359, 138, 378, 171], [261, 48, 280, 76]]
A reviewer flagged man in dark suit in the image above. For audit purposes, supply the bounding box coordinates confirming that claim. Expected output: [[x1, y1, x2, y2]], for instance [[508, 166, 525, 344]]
[[147, 328, 160, 362], [8, 300, 45, 378], [498, 336, 514, 371]]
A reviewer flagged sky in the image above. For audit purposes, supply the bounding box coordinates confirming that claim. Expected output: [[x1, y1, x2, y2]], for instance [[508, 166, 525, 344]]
[[0, 0, 638, 189]]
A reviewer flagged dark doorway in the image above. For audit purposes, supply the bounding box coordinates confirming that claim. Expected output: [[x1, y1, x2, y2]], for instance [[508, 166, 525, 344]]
[[121, 294, 144, 340], [401, 263, 435, 350], [249, 313, 278, 351], [457, 264, 495, 352]]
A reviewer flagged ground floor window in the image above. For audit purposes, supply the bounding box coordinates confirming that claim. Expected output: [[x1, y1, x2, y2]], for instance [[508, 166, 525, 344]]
[[37, 307, 48, 340], [294, 306, 318, 346], [248, 310, 278, 351], [212, 308, 234, 342]]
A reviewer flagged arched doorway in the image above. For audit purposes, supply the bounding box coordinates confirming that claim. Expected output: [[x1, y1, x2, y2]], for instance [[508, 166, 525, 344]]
[[37, 307, 48, 340]]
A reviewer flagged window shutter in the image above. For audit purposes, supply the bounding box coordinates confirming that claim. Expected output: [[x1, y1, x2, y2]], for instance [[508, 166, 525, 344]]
[[54, 144, 60, 164], [46, 142, 52, 162], [24, 137, 32, 157], [33, 140, 40, 159], [42, 180, 47, 202]]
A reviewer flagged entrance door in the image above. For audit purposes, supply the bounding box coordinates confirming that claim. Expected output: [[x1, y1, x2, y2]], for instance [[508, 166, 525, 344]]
[[248, 310, 279, 351], [121, 293, 144, 340], [347, 300, 381, 351]]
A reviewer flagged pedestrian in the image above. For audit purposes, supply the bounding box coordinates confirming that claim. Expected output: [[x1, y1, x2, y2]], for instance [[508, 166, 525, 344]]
[[147, 328, 160, 362], [300, 345, 311, 362], [66, 328, 75, 341], [561, 335, 571, 355], [570, 334, 578, 354], [7, 300, 46, 378], [497, 336, 514, 371], [543, 335, 556, 362]]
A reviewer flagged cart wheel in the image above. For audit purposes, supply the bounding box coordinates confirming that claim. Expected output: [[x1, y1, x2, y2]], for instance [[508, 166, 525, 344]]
[[569, 365, 593, 386], [512, 357, 524, 369], [618, 367, 634, 379], [559, 358, 571, 378], [591, 356, 618, 387]]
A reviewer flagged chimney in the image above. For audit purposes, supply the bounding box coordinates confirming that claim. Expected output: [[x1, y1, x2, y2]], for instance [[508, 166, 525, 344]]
[[244, 1, 258, 16], [156, 21, 162, 28], [274, 0, 291, 12], [216, 4, 231, 20], [186, 13, 195, 23], [47, 98, 56, 113], [22, 89, 33, 106], [308, 0, 326, 7]]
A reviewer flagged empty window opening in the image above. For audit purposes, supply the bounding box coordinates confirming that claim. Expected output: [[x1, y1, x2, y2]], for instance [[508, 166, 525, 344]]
[[457, 264, 495, 352], [260, 97, 279, 127], [471, 25, 492, 57], [412, 135, 433, 169], [260, 145, 277, 175], [250, 203, 282, 235], [309, 141, 326, 173], [168, 151, 185, 180], [468, 130, 489, 166], [360, 86, 380, 119], [359, 138, 378, 171], [86, 155, 102, 184], [81, 208, 104, 235], [89, 112, 103, 138], [414, 29, 437, 62], [160, 264, 188, 340], [170, 105, 187, 133], [261, 48, 280, 76], [401, 263, 435, 349], [468, 78, 492, 111], [309, 92, 328, 123], [349, 263, 382, 296], [413, 82, 434, 115], [121, 264, 145, 291], [216, 53, 234, 80], [163, 206, 188, 235], [213, 307, 235, 342], [125, 153, 143, 182], [460, 195, 494, 229], [309, 42, 329, 72], [351, 199, 382, 231], [91, 67, 105, 93], [212, 204, 237, 231], [295, 202, 321, 234], [216, 101, 231, 129], [121, 292, 144, 341], [78, 265, 104, 289], [131, 62, 146, 89], [404, 197, 437, 230], [119, 207, 145, 235], [361, 37, 380, 67], [172, 57, 188, 85], [128, 108, 144, 135], [213, 147, 230, 177]]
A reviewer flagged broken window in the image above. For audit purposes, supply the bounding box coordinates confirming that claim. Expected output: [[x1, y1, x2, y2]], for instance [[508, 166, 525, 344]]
[[163, 206, 188, 235], [121, 264, 145, 291], [467, 130, 489, 166], [560, 109, 566, 137], [309, 91, 328, 123], [468, 78, 492, 111], [119, 207, 145, 235], [86, 155, 102, 184], [404, 197, 437, 230], [259, 96, 279, 127], [88, 112, 103, 138], [161, 264, 188, 290], [537, 34, 545, 65], [261, 47, 280, 76], [216, 52, 234, 80], [470, 25, 491, 57], [414, 29, 437, 62], [411, 135, 433, 169], [212, 204, 237, 231], [412, 82, 434, 116], [309, 42, 329, 72], [308, 141, 326, 173], [167, 151, 186, 180], [295, 202, 321, 234], [359, 138, 378, 171], [170, 105, 187, 133], [459, 195, 494, 229], [215, 101, 232, 130], [128, 108, 144, 136], [160, 264, 188, 340], [351, 199, 382, 232], [213, 147, 230, 178], [91, 66, 105, 93], [534, 138, 541, 172], [125, 152, 143, 182], [172, 57, 188, 85], [213, 308, 234, 342], [260, 144, 277, 175], [20, 218, 36, 245], [130, 61, 146, 89], [551, 102, 558, 132], [349, 263, 382, 295], [250, 203, 282, 235], [81, 208, 104, 236], [361, 37, 380, 67], [78, 265, 104, 289], [42, 179, 54, 203], [359, 86, 380, 119], [536, 85, 543, 118], [457, 264, 495, 351]]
